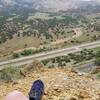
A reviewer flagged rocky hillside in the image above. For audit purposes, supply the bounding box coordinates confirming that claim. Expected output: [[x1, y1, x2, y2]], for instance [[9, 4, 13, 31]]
[[0, 61, 100, 100]]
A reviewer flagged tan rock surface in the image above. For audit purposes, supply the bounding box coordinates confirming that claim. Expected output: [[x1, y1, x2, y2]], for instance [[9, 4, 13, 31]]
[[0, 67, 100, 100]]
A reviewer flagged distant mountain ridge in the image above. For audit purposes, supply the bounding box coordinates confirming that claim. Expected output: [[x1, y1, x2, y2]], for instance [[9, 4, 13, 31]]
[[0, 0, 100, 13]]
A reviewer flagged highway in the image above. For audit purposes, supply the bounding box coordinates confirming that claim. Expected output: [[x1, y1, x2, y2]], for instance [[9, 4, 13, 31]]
[[0, 40, 100, 67]]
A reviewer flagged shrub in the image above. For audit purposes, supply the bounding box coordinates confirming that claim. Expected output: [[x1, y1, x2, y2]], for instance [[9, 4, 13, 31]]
[[95, 58, 100, 66], [95, 51, 100, 58], [64, 56, 70, 63], [42, 60, 49, 65], [13, 53, 20, 58], [0, 66, 22, 82], [21, 49, 33, 56]]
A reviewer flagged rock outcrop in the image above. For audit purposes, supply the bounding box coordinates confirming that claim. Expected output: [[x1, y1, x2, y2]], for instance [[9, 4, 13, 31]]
[[0, 64, 100, 100]]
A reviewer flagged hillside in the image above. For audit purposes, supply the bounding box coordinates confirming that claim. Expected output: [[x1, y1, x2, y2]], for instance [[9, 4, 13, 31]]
[[0, 62, 100, 100], [0, 0, 100, 61], [0, 11, 100, 60], [0, 0, 100, 100]]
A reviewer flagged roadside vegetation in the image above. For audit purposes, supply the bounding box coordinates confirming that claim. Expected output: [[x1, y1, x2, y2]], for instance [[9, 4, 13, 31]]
[[95, 58, 100, 66], [12, 47, 100, 67], [13, 49, 38, 58], [42, 48, 100, 67], [12, 47, 52, 59]]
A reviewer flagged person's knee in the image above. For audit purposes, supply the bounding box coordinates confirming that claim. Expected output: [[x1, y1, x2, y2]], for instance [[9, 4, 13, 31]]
[[5, 90, 29, 100]]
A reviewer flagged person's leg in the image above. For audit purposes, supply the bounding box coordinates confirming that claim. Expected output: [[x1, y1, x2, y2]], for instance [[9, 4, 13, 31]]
[[5, 80, 44, 100], [5, 90, 29, 100]]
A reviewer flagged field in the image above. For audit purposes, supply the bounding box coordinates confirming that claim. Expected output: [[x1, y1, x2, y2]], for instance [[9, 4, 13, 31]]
[[27, 12, 64, 20]]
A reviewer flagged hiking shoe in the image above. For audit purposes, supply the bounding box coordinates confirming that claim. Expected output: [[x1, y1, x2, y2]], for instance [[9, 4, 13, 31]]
[[29, 80, 44, 100]]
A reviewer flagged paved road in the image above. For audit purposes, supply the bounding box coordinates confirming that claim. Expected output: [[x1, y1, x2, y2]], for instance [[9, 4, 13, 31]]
[[0, 40, 100, 67]]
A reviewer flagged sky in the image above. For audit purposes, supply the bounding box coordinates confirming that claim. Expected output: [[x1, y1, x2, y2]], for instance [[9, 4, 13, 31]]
[[2, 0, 92, 2], [1, 0, 99, 11], [0, 0, 93, 8]]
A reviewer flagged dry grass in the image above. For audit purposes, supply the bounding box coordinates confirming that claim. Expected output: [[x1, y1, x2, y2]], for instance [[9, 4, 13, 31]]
[[0, 36, 41, 57]]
